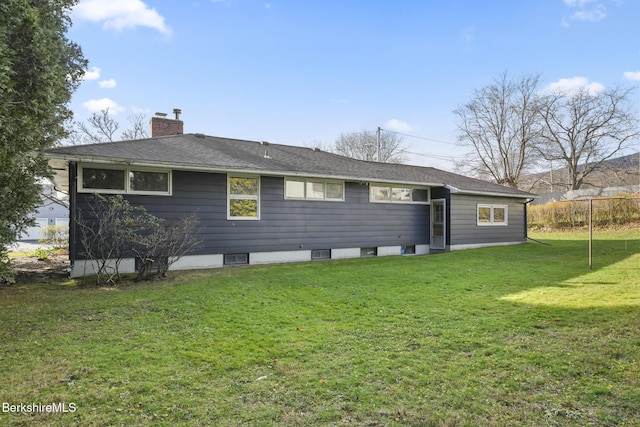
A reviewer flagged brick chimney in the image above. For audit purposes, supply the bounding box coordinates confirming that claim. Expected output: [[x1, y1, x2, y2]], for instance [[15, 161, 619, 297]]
[[150, 108, 183, 137]]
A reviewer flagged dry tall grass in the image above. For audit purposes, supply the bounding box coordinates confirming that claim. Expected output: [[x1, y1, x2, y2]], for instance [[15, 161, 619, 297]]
[[528, 195, 640, 230]]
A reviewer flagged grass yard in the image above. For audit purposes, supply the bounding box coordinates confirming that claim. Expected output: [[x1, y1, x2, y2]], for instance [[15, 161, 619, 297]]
[[1, 230, 639, 426]]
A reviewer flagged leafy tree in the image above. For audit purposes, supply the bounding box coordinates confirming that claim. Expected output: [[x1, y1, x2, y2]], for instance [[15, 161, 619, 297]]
[[537, 86, 639, 190], [334, 130, 407, 163], [0, 0, 86, 282], [454, 72, 543, 188]]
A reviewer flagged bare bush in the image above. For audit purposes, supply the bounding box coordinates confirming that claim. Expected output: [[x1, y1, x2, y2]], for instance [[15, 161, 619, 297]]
[[132, 214, 201, 281], [76, 194, 200, 285], [76, 195, 139, 285]]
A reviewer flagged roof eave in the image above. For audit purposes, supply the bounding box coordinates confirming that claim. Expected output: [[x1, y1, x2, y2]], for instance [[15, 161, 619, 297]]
[[445, 184, 536, 199], [45, 153, 447, 188]]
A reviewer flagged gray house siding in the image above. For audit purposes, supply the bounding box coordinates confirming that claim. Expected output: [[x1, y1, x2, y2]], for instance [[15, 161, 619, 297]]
[[73, 170, 430, 260], [449, 194, 527, 246]]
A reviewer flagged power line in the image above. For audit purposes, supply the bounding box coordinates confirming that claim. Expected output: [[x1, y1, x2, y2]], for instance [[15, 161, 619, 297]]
[[379, 128, 459, 146], [403, 150, 463, 163], [375, 128, 463, 163]]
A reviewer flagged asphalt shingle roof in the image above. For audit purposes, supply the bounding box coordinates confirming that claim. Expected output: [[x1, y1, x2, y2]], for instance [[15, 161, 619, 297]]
[[46, 133, 535, 198]]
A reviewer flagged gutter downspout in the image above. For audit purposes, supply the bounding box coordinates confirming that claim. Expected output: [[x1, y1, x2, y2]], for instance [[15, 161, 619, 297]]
[[524, 198, 534, 241], [68, 162, 77, 271]]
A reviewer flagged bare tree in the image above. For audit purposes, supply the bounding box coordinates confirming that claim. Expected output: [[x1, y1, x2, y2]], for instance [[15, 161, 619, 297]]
[[76, 108, 120, 144], [121, 112, 149, 141], [538, 86, 639, 190], [334, 130, 407, 163], [454, 72, 543, 188], [65, 109, 148, 145]]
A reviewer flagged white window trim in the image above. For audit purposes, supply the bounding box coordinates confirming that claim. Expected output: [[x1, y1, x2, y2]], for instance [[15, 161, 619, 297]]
[[284, 178, 345, 202], [78, 164, 172, 196], [128, 168, 173, 195], [369, 184, 430, 204], [227, 175, 261, 220], [477, 204, 508, 226]]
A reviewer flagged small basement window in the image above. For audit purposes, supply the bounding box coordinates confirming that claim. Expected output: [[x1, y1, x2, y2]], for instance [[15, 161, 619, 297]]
[[361, 247, 377, 257], [134, 256, 168, 272], [401, 245, 416, 255], [311, 249, 331, 260], [224, 253, 249, 265]]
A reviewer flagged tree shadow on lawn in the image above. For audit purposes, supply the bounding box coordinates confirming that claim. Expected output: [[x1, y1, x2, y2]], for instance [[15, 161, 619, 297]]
[[495, 237, 639, 309]]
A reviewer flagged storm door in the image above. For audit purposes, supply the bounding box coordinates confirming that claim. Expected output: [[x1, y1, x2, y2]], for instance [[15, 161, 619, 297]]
[[431, 199, 446, 250]]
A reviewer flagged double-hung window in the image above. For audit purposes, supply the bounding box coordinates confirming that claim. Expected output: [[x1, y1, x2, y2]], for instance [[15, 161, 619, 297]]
[[477, 204, 508, 226], [228, 175, 260, 219], [79, 165, 171, 195]]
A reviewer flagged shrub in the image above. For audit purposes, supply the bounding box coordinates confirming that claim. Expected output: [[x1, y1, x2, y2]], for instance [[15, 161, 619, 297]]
[[131, 213, 200, 281], [33, 247, 52, 261], [0, 249, 15, 284], [529, 195, 640, 230], [38, 225, 69, 249], [76, 195, 200, 285]]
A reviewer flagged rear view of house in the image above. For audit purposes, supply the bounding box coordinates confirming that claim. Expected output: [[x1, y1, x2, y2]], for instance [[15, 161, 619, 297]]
[[46, 120, 534, 277]]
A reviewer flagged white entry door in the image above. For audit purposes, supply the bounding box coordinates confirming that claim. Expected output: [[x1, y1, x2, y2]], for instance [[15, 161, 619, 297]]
[[431, 199, 446, 250]]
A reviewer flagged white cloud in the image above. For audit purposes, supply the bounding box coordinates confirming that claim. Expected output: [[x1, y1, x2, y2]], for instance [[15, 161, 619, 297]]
[[98, 78, 117, 88], [83, 98, 126, 114], [74, 0, 171, 35], [385, 119, 413, 133], [571, 5, 606, 22], [543, 76, 605, 96], [131, 107, 151, 114], [623, 71, 640, 81], [82, 66, 101, 80], [562, 0, 609, 25], [563, 0, 597, 6]]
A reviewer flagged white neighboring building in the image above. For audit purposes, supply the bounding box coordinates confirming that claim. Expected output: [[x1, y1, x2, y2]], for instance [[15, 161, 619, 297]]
[[20, 182, 69, 241]]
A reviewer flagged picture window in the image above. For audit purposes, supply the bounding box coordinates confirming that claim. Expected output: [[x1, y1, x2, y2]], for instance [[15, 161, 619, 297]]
[[284, 178, 344, 201], [370, 185, 429, 204], [79, 165, 171, 195]]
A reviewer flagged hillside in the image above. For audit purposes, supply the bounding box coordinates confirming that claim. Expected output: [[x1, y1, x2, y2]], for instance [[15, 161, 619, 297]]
[[521, 152, 639, 195]]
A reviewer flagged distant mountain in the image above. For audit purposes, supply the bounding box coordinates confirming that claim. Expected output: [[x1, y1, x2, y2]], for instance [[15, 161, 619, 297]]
[[521, 152, 639, 195]]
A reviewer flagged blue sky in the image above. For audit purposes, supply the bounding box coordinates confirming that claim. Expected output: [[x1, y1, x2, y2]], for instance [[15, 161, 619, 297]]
[[69, 0, 640, 171]]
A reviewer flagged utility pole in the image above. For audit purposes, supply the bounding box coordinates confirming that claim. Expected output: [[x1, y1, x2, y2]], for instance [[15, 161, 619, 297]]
[[376, 127, 381, 162]]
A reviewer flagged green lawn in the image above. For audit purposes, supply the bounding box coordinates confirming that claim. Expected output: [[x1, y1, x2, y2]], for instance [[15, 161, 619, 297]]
[[1, 231, 639, 426]]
